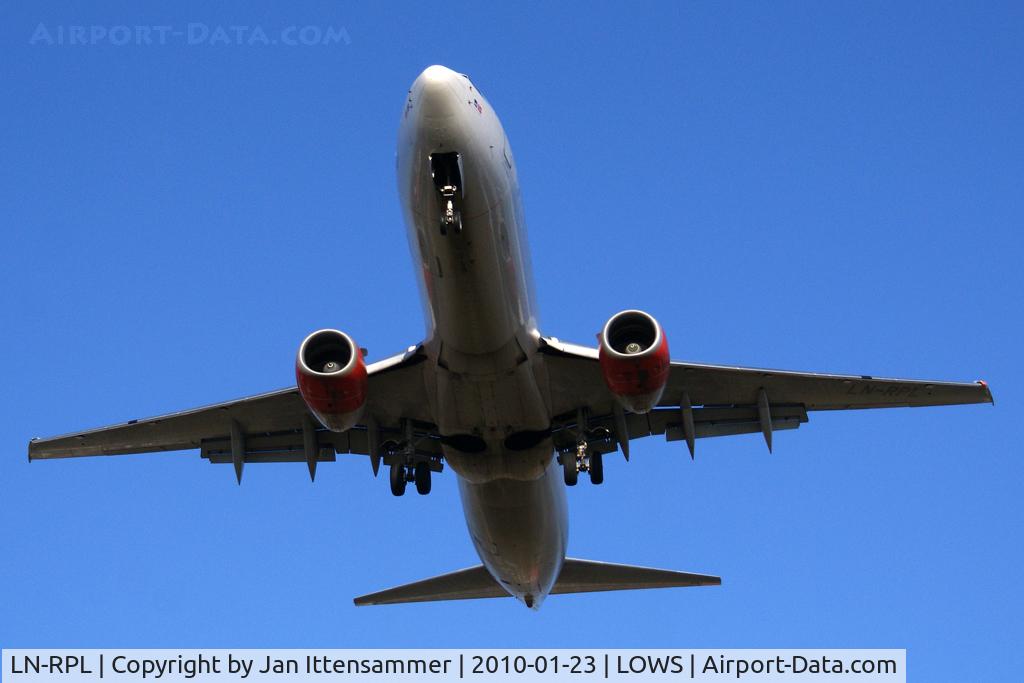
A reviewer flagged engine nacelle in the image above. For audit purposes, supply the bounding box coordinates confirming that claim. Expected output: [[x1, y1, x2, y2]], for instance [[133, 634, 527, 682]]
[[296, 329, 368, 432], [598, 309, 670, 414]]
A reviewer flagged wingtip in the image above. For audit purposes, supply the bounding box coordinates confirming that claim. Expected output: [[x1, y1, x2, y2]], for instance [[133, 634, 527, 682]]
[[978, 380, 994, 406], [352, 594, 380, 607], [27, 437, 41, 462]]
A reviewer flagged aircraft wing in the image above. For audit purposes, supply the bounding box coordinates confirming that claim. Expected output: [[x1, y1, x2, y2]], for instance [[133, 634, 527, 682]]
[[28, 346, 439, 481], [540, 337, 992, 457]]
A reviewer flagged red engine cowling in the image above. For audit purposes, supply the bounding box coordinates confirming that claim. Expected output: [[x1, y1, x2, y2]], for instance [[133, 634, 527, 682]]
[[598, 310, 670, 414], [296, 329, 368, 432]]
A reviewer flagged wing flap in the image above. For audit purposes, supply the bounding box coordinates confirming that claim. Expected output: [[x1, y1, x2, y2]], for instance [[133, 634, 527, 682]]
[[552, 405, 809, 455], [197, 428, 442, 464]]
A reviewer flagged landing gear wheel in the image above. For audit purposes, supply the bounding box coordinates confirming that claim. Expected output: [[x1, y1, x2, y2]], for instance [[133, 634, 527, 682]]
[[389, 463, 407, 497], [588, 452, 604, 485], [414, 462, 432, 495], [562, 453, 578, 487]]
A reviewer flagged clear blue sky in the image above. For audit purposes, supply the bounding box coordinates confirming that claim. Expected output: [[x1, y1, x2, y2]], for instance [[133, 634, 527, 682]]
[[1, 1, 1021, 680]]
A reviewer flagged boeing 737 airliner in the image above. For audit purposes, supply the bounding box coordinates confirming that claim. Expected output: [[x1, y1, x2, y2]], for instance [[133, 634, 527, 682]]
[[28, 65, 992, 609]]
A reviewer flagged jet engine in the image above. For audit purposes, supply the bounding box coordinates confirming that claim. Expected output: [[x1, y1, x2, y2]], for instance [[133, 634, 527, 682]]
[[598, 310, 670, 413], [296, 329, 368, 432]]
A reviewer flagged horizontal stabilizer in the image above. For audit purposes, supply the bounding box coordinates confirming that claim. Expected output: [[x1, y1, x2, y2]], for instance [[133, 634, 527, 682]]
[[552, 558, 721, 594], [353, 559, 719, 606], [353, 564, 505, 606]]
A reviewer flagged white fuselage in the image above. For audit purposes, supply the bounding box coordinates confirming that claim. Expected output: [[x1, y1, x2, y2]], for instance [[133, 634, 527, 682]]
[[396, 66, 566, 609]]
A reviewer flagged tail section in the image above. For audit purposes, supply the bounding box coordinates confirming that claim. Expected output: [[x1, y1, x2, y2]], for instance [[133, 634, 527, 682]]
[[353, 559, 719, 606]]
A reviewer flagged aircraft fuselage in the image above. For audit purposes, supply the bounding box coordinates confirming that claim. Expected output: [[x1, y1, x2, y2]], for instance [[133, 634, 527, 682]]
[[397, 65, 564, 609]]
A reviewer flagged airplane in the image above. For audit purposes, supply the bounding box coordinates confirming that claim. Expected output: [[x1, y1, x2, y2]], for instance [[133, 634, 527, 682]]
[[28, 65, 993, 610]]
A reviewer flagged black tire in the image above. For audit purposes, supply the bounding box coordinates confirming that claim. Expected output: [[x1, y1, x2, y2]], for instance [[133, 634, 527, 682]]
[[389, 463, 407, 497], [414, 462, 431, 495], [562, 453, 578, 487], [589, 452, 604, 485]]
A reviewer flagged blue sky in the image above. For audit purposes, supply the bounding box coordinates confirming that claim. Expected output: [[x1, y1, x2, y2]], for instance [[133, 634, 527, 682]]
[[1, 1, 1021, 679]]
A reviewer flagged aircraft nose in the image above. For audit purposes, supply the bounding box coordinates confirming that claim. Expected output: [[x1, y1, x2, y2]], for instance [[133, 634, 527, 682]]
[[412, 64, 461, 119]]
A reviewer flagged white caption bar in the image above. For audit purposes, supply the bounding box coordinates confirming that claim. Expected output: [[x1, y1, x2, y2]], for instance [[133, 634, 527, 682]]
[[2, 649, 905, 682]]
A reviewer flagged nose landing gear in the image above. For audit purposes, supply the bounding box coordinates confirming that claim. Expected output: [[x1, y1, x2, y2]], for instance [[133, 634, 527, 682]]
[[429, 151, 463, 236]]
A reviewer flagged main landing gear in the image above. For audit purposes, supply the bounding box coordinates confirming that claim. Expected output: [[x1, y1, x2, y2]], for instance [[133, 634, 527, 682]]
[[383, 421, 437, 497], [560, 441, 604, 487], [389, 461, 432, 497]]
